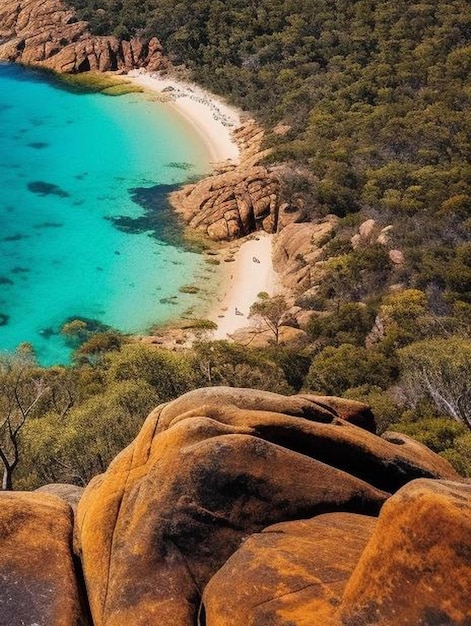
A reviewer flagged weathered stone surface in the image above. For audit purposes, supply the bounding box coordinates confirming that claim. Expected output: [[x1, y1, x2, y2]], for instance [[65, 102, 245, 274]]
[[0, 491, 87, 625], [170, 121, 280, 240], [77, 387, 458, 626], [273, 218, 338, 291], [204, 512, 377, 626], [0, 0, 167, 73], [37, 483, 84, 511], [299, 394, 377, 432], [205, 479, 471, 626], [341, 479, 471, 625], [389, 248, 404, 264]]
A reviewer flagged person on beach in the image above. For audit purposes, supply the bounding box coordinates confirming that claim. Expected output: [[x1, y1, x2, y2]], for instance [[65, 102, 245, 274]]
[[252, 256, 260, 263], [235, 307, 244, 316]]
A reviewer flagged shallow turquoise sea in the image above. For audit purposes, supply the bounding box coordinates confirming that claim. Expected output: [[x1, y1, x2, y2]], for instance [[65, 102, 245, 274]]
[[0, 64, 210, 365]]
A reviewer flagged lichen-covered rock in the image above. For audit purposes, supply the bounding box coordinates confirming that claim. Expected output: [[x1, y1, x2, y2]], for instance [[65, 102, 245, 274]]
[[205, 478, 471, 626], [0, 491, 88, 625], [77, 387, 458, 626], [0, 0, 167, 73], [341, 479, 471, 626], [36, 483, 84, 511], [203, 512, 377, 626]]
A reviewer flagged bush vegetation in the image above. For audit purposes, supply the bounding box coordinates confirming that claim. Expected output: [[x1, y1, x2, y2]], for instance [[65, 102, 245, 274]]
[[4, 0, 468, 487]]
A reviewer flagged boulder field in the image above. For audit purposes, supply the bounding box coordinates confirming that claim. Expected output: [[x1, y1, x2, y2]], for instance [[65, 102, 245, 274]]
[[0, 387, 470, 625]]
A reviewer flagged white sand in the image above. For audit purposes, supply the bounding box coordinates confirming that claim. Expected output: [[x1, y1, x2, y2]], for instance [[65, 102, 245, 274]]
[[126, 70, 280, 339], [126, 69, 241, 163], [210, 233, 279, 339]]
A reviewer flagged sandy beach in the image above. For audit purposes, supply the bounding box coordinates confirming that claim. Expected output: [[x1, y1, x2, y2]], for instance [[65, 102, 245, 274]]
[[209, 233, 279, 340], [126, 70, 280, 340], [126, 69, 241, 164]]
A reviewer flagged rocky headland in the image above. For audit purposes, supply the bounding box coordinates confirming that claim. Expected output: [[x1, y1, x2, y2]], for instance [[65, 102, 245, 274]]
[[0, 0, 167, 72], [170, 121, 281, 241], [1, 386, 469, 625]]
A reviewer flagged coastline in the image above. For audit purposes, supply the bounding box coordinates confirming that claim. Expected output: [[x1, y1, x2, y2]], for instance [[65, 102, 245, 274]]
[[126, 69, 241, 164], [207, 233, 279, 340], [126, 69, 280, 341]]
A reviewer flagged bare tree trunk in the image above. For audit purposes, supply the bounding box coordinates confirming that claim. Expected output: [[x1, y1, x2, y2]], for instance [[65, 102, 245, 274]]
[[2, 465, 13, 490]]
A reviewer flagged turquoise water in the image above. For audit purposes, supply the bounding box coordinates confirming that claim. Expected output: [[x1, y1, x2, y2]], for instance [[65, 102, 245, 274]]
[[0, 64, 210, 365]]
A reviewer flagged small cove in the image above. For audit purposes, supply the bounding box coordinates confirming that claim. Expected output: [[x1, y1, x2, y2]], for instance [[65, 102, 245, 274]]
[[0, 64, 213, 364]]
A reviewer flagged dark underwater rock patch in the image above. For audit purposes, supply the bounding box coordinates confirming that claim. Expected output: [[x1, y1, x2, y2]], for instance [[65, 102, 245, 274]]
[[27, 181, 70, 198], [0, 313, 10, 326], [39, 327, 55, 339], [34, 222, 63, 229], [0, 276, 14, 285], [11, 267, 30, 274], [27, 142, 49, 149], [3, 233, 28, 242], [106, 183, 189, 248]]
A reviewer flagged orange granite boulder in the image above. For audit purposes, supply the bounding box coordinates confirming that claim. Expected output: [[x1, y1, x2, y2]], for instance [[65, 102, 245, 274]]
[[76, 387, 458, 626], [341, 478, 471, 626], [204, 479, 471, 626], [203, 512, 377, 626], [0, 491, 88, 625], [0, 0, 167, 73]]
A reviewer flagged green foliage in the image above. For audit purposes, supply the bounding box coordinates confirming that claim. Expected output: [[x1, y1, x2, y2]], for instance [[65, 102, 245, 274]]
[[343, 385, 401, 434], [249, 292, 289, 344], [398, 336, 471, 428], [320, 245, 393, 303], [19, 379, 159, 487], [193, 340, 292, 394], [389, 413, 471, 476], [304, 343, 397, 395], [306, 303, 376, 346], [104, 343, 197, 402]]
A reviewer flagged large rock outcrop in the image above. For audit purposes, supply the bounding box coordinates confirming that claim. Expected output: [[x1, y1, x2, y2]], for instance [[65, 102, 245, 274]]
[[203, 512, 377, 626], [0, 0, 167, 73], [0, 388, 468, 625], [203, 479, 471, 625], [273, 218, 339, 292], [76, 386, 459, 626], [341, 478, 471, 625], [170, 122, 281, 240], [0, 491, 87, 625]]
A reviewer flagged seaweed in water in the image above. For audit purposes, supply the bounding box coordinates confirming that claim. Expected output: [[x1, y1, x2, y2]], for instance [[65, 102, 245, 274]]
[[0, 277, 13, 285], [0, 313, 9, 327], [27, 142, 49, 150], [33, 222, 63, 229], [39, 327, 55, 339], [106, 183, 191, 249], [3, 234, 28, 242], [164, 162, 194, 170], [27, 181, 70, 198], [11, 267, 30, 274]]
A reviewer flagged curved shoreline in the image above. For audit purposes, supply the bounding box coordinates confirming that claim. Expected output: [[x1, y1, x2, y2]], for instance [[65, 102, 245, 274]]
[[126, 70, 240, 165], [126, 69, 281, 341]]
